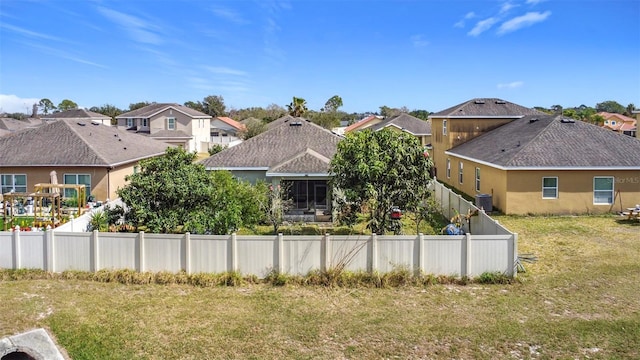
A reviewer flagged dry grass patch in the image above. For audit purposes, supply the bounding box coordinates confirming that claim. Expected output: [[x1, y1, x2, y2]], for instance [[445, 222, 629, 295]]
[[1, 215, 639, 359]]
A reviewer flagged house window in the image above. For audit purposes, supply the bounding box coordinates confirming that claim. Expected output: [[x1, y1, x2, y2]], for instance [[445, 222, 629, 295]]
[[458, 162, 463, 184], [142, 118, 148, 127], [475, 167, 480, 192], [167, 117, 176, 130], [610, 121, 616, 126], [443, 119, 448, 135], [63, 174, 91, 199], [446, 159, 451, 179], [593, 177, 614, 204], [542, 177, 558, 199], [1, 174, 27, 193], [222, 133, 228, 137], [126, 118, 134, 128], [133, 166, 139, 174], [212, 132, 220, 137]]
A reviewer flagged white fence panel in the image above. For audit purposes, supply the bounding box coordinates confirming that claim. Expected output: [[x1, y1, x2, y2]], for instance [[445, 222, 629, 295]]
[[377, 236, 417, 273], [190, 235, 229, 274], [330, 236, 370, 272], [54, 232, 92, 271], [98, 233, 138, 271], [283, 236, 322, 275], [0, 232, 15, 268], [424, 236, 465, 276], [18, 232, 47, 270], [469, 235, 515, 276], [143, 234, 184, 273], [237, 236, 276, 277]]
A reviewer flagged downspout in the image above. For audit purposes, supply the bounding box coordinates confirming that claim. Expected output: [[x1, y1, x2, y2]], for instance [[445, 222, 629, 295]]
[[107, 167, 111, 201]]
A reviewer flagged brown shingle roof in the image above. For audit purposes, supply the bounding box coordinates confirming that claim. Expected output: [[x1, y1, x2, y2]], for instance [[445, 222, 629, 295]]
[[448, 115, 640, 168], [368, 113, 431, 135], [0, 120, 170, 167], [200, 118, 342, 174], [430, 98, 543, 118], [116, 103, 210, 119]]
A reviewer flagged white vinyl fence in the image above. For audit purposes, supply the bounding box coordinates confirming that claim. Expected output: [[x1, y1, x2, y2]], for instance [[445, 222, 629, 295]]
[[0, 181, 518, 278], [0, 230, 517, 278]]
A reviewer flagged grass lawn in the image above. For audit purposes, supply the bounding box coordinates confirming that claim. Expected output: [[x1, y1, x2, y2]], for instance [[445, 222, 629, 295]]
[[1, 215, 639, 359]]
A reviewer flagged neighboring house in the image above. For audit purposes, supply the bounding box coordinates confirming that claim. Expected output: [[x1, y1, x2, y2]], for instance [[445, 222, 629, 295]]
[[0, 120, 170, 201], [600, 112, 637, 137], [366, 113, 432, 147], [210, 116, 246, 147], [344, 115, 384, 133], [265, 115, 297, 130], [200, 118, 343, 221], [0, 118, 43, 137], [116, 103, 211, 153], [428, 98, 543, 182], [41, 109, 112, 126], [634, 110, 640, 138], [443, 114, 640, 215]]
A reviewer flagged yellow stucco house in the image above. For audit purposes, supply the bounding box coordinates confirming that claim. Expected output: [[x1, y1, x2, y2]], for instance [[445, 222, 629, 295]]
[[429, 99, 640, 215]]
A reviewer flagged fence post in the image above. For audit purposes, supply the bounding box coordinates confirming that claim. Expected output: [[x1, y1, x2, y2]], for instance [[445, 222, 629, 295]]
[[511, 233, 518, 278], [230, 232, 237, 272], [46, 225, 54, 272], [416, 233, 424, 276], [277, 233, 284, 274], [321, 233, 330, 271], [368, 233, 378, 273], [92, 230, 99, 272], [184, 232, 191, 275], [13, 226, 21, 269], [69, 215, 74, 232], [464, 232, 472, 278], [138, 231, 145, 272]]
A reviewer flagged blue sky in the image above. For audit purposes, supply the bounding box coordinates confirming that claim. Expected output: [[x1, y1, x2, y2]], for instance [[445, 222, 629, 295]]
[[1, 0, 638, 115]]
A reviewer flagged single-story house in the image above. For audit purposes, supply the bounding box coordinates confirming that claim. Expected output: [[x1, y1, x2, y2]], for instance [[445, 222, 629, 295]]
[[210, 116, 246, 147], [200, 118, 343, 221], [41, 109, 112, 126], [367, 113, 432, 147], [116, 103, 211, 153], [444, 114, 640, 215], [0, 120, 170, 201]]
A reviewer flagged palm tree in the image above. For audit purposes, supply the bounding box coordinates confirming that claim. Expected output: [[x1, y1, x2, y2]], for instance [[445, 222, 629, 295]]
[[287, 97, 307, 117]]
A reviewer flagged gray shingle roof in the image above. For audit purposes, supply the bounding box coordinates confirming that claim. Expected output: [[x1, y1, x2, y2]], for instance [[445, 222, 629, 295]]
[[368, 113, 431, 135], [448, 115, 640, 168], [0, 120, 170, 167], [266, 115, 297, 130], [430, 98, 543, 118], [200, 118, 342, 174], [0, 118, 43, 136], [41, 109, 110, 120], [116, 103, 210, 119]]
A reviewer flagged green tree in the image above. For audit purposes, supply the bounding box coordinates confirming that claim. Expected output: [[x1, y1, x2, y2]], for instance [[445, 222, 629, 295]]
[[596, 100, 625, 114], [129, 101, 151, 111], [91, 104, 122, 125], [57, 99, 78, 111], [409, 109, 430, 120], [38, 98, 56, 115], [257, 182, 292, 234], [184, 101, 204, 113], [202, 95, 226, 117], [117, 147, 263, 234], [309, 110, 341, 129], [379, 105, 404, 118], [238, 118, 267, 139], [625, 103, 636, 116], [207, 144, 226, 156], [330, 129, 433, 235], [287, 97, 308, 117], [323, 95, 343, 112]]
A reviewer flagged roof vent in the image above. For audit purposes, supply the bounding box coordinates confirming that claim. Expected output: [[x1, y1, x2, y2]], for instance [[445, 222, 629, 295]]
[[495, 100, 506, 104], [529, 118, 539, 123], [289, 121, 302, 126], [474, 100, 485, 104], [77, 122, 86, 126], [560, 118, 575, 123]]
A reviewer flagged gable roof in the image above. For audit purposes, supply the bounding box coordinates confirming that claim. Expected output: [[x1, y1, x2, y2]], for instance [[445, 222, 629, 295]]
[[266, 115, 296, 130], [344, 115, 381, 133], [200, 118, 343, 175], [447, 115, 640, 169], [41, 109, 110, 120], [116, 103, 211, 119], [215, 116, 246, 131], [368, 113, 431, 135], [599, 112, 636, 131], [0, 120, 170, 167], [429, 98, 543, 118], [0, 117, 43, 136]]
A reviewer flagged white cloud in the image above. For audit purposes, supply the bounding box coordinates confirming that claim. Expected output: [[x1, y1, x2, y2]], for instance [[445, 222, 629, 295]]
[[0, 23, 65, 42], [497, 11, 551, 35], [526, 0, 546, 4], [210, 6, 248, 24], [497, 81, 524, 89], [454, 11, 476, 28], [468, 17, 499, 36], [500, 2, 518, 14], [411, 35, 429, 48], [204, 66, 248, 76], [24, 42, 108, 68], [97, 6, 163, 45], [0, 94, 41, 114]]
